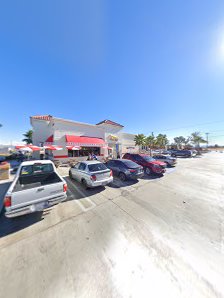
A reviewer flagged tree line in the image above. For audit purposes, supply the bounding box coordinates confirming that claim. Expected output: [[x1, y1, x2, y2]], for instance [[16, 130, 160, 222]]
[[134, 132, 207, 151]]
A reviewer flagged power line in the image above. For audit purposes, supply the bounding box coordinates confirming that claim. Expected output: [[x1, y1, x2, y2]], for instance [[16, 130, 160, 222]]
[[209, 134, 224, 138], [205, 129, 224, 133], [153, 120, 224, 133]]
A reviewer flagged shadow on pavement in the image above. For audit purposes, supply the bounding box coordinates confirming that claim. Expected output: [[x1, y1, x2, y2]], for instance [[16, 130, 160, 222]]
[[140, 173, 164, 180], [108, 177, 139, 188], [64, 177, 106, 199], [0, 209, 44, 238]]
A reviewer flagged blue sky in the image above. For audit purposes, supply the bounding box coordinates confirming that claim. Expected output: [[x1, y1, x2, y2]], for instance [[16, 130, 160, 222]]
[[0, 0, 224, 145]]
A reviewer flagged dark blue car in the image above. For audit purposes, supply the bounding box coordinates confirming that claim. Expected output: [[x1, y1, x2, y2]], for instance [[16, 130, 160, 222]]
[[105, 159, 144, 181]]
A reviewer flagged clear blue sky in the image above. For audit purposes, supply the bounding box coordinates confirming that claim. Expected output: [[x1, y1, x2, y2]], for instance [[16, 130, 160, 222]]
[[0, 0, 224, 145]]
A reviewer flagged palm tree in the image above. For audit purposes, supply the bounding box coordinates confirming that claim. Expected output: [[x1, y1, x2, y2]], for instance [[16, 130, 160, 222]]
[[183, 137, 190, 148], [174, 136, 185, 149], [155, 134, 169, 149], [134, 134, 146, 152], [190, 132, 206, 148], [22, 129, 33, 144], [145, 135, 155, 156]]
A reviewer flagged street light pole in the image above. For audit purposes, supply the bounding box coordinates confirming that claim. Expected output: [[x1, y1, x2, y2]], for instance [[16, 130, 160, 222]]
[[205, 133, 209, 148]]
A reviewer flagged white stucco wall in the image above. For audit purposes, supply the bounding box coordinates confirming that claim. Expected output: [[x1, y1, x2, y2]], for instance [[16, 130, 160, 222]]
[[31, 118, 54, 146], [119, 132, 139, 153], [30, 116, 140, 160]]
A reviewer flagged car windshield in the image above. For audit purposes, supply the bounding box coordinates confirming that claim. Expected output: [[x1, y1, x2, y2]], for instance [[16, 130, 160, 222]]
[[142, 156, 155, 162], [20, 163, 54, 176], [121, 160, 139, 167], [88, 163, 107, 172]]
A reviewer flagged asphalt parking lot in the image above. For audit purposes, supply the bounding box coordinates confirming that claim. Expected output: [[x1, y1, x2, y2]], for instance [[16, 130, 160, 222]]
[[0, 152, 223, 298]]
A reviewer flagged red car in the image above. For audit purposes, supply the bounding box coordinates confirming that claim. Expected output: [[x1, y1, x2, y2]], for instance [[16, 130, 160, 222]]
[[122, 153, 166, 175]]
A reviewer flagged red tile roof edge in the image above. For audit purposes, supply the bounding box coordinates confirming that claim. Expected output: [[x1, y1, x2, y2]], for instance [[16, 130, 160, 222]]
[[96, 119, 124, 127]]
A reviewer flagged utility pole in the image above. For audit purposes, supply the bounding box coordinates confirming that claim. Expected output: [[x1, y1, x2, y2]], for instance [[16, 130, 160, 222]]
[[205, 133, 209, 148]]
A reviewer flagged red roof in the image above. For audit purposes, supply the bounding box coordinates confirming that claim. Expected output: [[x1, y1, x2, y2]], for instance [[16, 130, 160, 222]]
[[65, 135, 105, 146], [96, 119, 124, 127], [45, 135, 54, 143], [31, 115, 52, 121]]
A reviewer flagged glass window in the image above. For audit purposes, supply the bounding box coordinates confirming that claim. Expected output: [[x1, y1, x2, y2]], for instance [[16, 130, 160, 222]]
[[88, 163, 107, 172], [74, 163, 80, 169], [142, 156, 155, 162], [68, 150, 79, 157], [108, 160, 119, 167], [79, 163, 86, 171], [78, 147, 101, 157], [132, 155, 143, 161], [120, 160, 138, 167], [20, 163, 54, 176]]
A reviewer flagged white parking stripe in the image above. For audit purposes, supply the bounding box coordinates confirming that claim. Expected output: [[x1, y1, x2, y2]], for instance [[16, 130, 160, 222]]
[[66, 178, 96, 212], [166, 168, 176, 174]]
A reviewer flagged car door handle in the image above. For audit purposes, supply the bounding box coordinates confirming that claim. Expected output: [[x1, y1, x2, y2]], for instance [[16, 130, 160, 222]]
[[37, 187, 44, 191]]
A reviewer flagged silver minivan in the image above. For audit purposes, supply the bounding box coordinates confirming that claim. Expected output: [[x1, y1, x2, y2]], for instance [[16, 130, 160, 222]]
[[69, 160, 113, 188]]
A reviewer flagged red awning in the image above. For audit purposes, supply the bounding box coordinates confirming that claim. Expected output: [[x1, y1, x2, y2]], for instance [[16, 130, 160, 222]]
[[66, 146, 81, 150], [15, 145, 41, 151], [44, 145, 63, 151], [45, 135, 54, 143], [65, 135, 105, 146]]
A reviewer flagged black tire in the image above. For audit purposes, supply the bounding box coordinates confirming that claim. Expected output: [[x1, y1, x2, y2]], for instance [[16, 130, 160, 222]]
[[165, 162, 170, 168], [69, 170, 73, 179], [119, 172, 126, 181], [145, 167, 152, 175], [82, 179, 89, 189], [171, 154, 176, 157]]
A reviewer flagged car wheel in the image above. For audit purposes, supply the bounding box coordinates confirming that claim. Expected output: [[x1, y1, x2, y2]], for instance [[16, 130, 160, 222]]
[[119, 172, 126, 181], [69, 170, 73, 179], [145, 167, 152, 175], [165, 162, 170, 168], [82, 179, 89, 189], [171, 154, 176, 157]]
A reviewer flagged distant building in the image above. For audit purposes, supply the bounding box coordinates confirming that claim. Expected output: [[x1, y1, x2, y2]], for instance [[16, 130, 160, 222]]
[[30, 115, 139, 161]]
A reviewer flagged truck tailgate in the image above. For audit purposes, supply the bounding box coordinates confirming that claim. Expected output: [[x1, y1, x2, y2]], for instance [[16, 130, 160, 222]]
[[11, 181, 65, 209]]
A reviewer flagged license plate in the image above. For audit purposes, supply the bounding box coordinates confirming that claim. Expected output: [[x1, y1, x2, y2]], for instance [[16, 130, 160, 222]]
[[98, 173, 108, 180], [97, 174, 104, 179], [34, 201, 48, 211]]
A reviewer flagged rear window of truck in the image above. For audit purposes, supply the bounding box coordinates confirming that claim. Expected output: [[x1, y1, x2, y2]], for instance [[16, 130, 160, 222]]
[[20, 164, 54, 176]]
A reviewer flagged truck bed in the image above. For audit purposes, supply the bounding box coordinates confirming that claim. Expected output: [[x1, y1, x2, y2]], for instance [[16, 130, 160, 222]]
[[13, 172, 62, 192]]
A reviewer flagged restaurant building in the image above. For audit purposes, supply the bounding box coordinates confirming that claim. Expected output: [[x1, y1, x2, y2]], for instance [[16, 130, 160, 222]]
[[30, 115, 139, 161]]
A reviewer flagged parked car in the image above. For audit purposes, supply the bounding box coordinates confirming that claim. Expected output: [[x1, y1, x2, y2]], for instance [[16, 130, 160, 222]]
[[122, 153, 166, 175], [153, 155, 177, 167], [105, 159, 144, 181], [69, 160, 113, 189], [4, 160, 67, 218], [0, 156, 6, 163], [190, 150, 197, 157], [170, 150, 192, 157], [161, 150, 171, 155]]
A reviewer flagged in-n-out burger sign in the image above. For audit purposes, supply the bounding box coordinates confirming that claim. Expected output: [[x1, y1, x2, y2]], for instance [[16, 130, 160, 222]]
[[108, 135, 118, 141]]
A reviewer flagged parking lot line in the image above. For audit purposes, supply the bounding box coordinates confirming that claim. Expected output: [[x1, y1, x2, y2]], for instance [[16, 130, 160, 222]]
[[65, 177, 97, 212], [166, 168, 176, 174]]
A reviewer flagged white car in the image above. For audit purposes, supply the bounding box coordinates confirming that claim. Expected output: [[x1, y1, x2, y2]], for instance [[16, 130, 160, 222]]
[[153, 154, 177, 167], [69, 161, 113, 188]]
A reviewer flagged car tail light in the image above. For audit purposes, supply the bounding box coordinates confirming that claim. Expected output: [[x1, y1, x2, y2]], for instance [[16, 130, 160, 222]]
[[63, 184, 67, 192], [4, 196, 11, 207], [91, 175, 97, 181], [129, 169, 136, 173], [110, 170, 113, 176]]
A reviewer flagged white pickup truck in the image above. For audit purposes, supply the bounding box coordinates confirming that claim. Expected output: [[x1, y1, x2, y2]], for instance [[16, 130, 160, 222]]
[[4, 160, 67, 218]]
